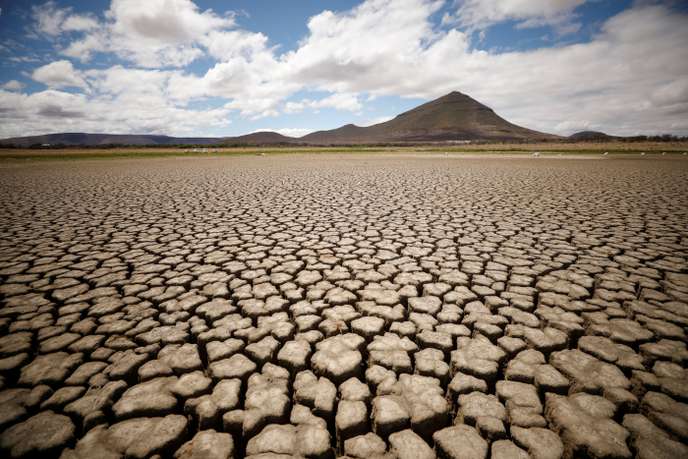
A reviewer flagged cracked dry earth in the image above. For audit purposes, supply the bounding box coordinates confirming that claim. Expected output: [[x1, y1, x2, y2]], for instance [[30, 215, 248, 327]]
[[0, 154, 687, 459]]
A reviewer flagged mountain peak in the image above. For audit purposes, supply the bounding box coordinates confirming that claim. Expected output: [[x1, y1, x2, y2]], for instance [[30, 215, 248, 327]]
[[432, 91, 483, 106], [302, 91, 559, 144]]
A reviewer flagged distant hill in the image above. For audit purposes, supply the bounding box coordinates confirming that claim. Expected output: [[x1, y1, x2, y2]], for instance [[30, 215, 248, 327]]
[[302, 124, 369, 145], [303, 91, 559, 144], [0, 131, 299, 148], [228, 131, 298, 145], [0, 91, 561, 147], [568, 131, 617, 141], [0, 133, 222, 147]]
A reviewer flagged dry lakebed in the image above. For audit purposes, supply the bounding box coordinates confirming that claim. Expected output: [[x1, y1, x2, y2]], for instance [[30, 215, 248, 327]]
[[0, 153, 687, 459]]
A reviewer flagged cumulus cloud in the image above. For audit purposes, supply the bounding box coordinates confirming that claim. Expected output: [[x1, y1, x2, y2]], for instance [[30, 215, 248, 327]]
[[166, 0, 443, 117], [48, 0, 237, 67], [32, 1, 70, 36], [168, 48, 297, 117], [31, 60, 89, 90], [1, 80, 25, 91], [109, 0, 231, 43], [32, 1, 98, 36], [285, 93, 363, 114], [0, 81, 230, 138], [201, 30, 270, 61], [2, 62, 230, 138], [454, 0, 586, 31], [102, 0, 233, 67], [61, 14, 99, 33], [4, 0, 688, 138], [286, 0, 444, 90]]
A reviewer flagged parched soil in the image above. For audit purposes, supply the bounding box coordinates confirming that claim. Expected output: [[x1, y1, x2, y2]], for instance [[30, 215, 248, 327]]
[[0, 154, 687, 459]]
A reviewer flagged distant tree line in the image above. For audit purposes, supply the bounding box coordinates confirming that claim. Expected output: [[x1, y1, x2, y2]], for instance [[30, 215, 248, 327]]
[[616, 134, 688, 142]]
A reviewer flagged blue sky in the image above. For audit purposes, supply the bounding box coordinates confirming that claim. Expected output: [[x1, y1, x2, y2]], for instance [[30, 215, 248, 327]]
[[1, 0, 687, 138]]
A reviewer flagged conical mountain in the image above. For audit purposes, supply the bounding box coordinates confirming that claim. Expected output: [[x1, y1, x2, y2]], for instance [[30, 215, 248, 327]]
[[301, 91, 559, 144]]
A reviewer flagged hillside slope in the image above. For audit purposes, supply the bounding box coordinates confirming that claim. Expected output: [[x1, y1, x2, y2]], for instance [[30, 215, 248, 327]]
[[302, 91, 559, 144]]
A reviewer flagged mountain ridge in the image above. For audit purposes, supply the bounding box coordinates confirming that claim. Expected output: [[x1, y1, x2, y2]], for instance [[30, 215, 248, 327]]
[[0, 91, 561, 147]]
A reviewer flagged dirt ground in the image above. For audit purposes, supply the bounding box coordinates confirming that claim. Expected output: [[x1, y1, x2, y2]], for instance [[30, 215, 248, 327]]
[[0, 154, 687, 458]]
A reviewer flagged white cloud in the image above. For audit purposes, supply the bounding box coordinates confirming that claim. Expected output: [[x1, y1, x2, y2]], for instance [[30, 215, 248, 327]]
[[169, 49, 297, 117], [55, 0, 236, 68], [285, 93, 363, 113], [62, 31, 108, 62], [107, 0, 232, 44], [0, 68, 231, 138], [200, 30, 269, 61], [61, 14, 99, 32], [166, 0, 443, 117], [32, 1, 69, 36], [285, 0, 444, 91], [102, 0, 233, 67], [41, 0, 237, 67], [455, 0, 585, 32], [31, 60, 88, 90], [283, 101, 305, 114], [32, 1, 98, 36], [1, 80, 25, 91], [650, 78, 688, 111], [9, 0, 688, 138]]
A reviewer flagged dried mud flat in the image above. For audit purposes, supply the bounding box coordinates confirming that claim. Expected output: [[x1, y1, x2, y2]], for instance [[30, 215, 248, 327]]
[[0, 154, 687, 459]]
